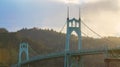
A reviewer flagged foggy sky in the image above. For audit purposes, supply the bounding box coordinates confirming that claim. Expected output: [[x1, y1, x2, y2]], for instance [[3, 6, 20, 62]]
[[0, 0, 120, 37]]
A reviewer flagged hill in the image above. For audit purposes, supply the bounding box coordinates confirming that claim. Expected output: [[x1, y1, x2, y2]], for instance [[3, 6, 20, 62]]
[[0, 28, 120, 67]]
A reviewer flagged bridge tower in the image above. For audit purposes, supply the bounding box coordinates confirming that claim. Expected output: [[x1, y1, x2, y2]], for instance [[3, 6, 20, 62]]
[[18, 42, 29, 67], [64, 7, 83, 67]]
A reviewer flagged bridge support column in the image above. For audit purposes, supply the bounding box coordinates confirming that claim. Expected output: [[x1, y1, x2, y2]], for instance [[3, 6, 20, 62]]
[[64, 54, 83, 67], [64, 53, 70, 67], [18, 42, 29, 67], [64, 6, 83, 67]]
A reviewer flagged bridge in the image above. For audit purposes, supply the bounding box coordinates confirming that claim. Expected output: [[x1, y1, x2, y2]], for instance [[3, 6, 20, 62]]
[[11, 7, 120, 67]]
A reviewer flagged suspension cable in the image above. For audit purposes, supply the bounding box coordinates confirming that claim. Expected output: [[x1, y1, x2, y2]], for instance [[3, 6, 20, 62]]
[[81, 20, 118, 45], [81, 31, 88, 37], [81, 21, 102, 38], [81, 20, 119, 57], [29, 45, 39, 55], [59, 22, 67, 33]]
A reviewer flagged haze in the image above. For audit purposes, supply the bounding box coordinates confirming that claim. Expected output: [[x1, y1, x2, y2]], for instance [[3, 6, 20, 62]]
[[0, 0, 120, 37]]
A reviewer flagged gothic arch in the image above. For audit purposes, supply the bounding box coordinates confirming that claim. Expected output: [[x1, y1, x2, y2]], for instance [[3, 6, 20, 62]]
[[18, 42, 29, 63]]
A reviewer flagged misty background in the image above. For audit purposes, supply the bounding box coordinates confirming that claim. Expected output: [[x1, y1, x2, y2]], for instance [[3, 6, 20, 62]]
[[0, 0, 120, 37]]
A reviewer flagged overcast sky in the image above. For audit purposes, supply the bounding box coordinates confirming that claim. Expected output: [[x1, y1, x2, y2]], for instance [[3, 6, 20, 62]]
[[0, 0, 120, 37]]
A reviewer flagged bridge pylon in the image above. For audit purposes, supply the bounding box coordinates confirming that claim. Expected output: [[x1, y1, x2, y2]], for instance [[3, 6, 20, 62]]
[[64, 7, 83, 67], [18, 42, 29, 67]]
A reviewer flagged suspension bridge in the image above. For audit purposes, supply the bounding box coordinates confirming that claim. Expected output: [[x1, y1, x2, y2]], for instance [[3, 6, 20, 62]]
[[11, 7, 120, 67]]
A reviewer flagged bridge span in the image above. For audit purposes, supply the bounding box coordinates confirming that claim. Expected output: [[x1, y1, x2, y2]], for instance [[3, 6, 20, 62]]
[[12, 48, 106, 67]]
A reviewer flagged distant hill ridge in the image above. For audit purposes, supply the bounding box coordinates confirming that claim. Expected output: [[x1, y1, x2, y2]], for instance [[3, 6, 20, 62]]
[[0, 28, 120, 67]]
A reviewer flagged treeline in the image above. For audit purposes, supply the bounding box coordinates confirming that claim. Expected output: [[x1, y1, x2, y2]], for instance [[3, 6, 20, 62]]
[[0, 28, 120, 67]]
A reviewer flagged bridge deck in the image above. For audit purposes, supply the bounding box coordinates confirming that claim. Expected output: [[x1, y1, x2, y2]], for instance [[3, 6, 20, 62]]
[[21, 49, 105, 64]]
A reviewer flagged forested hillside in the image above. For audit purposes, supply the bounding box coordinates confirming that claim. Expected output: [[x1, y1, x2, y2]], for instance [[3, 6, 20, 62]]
[[0, 28, 120, 67]]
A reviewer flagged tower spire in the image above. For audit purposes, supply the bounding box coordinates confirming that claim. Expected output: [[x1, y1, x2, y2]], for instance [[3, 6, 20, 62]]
[[79, 7, 81, 21], [67, 6, 69, 20]]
